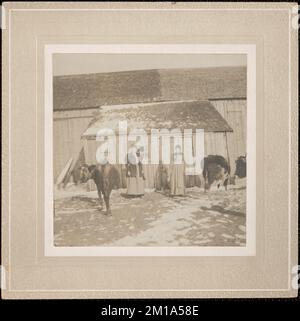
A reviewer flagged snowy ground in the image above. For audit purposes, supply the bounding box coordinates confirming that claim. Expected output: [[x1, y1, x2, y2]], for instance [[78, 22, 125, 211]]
[[54, 179, 246, 247]]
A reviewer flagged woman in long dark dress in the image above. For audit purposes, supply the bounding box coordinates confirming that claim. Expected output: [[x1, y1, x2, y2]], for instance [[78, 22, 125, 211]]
[[155, 161, 169, 192]]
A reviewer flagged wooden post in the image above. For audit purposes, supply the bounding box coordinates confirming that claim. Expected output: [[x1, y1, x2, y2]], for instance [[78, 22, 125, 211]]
[[224, 132, 231, 177]]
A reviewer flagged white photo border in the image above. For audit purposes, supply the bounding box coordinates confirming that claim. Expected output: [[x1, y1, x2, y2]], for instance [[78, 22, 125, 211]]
[[44, 44, 256, 257]]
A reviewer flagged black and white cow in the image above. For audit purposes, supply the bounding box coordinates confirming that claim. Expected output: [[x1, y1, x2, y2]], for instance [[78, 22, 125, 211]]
[[202, 155, 230, 191], [234, 155, 247, 178]]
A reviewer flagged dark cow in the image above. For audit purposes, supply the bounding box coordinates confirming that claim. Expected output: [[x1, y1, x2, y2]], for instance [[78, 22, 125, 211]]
[[79, 163, 120, 215], [202, 155, 230, 191], [234, 155, 246, 178]]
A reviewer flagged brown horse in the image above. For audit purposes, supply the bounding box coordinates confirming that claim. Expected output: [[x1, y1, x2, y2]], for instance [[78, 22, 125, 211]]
[[79, 163, 120, 215]]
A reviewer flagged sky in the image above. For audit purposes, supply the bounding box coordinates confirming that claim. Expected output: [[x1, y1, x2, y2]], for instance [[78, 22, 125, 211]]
[[53, 53, 247, 76]]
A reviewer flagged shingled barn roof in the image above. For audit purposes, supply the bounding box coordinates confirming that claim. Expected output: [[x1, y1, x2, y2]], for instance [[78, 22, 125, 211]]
[[53, 67, 246, 111], [82, 100, 233, 138], [53, 69, 162, 111], [158, 67, 246, 101]]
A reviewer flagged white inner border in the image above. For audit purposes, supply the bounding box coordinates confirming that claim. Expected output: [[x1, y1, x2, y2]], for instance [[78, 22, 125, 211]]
[[44, 44, 256, 257], [6, 7, 293, 293]]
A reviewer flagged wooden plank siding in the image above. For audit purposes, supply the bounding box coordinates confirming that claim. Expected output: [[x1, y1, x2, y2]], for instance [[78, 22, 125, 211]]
[[83, 131, 228, 189], [53, 109, 96, 180], [210, 99, 247, 171], [53, 99, 246, 188]]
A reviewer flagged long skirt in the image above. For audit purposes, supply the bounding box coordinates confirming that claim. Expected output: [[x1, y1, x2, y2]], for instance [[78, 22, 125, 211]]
[[155, 167, 168, 191], [126, 166, 144, 196], [126, 177, 144, 196], [169, 164, 185, 196]]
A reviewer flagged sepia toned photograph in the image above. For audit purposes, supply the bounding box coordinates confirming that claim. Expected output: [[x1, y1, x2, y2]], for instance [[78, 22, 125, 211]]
[[51, 49, 251, 250], [2, 2, 297, 300]]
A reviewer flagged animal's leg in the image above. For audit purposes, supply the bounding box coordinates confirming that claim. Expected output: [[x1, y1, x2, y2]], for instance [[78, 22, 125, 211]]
[[103, 190, 112, 215], [224, 177, 229, 191], [204, 178, 208, 192], [97, 188, 104, 210], [223, 172, 229, 191], [205, 175, 214, 192], [204, 179, 211, 192]]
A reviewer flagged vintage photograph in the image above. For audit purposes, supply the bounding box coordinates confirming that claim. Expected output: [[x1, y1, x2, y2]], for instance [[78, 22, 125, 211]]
[[52, 52, 247, 248], [3, 2, 297, 300]]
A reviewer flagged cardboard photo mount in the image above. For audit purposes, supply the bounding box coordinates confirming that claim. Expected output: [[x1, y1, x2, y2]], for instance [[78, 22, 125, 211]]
[[1, 2, 298, 299]]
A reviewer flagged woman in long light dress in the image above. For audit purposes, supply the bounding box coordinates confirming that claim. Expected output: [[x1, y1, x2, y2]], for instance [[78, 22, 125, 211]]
[[169, 145, 185, 196], [126, 148, 145, 197]]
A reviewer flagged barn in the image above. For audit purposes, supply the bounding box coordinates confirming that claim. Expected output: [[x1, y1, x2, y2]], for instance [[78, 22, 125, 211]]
[[81, 100, 233, 188], [53, 66, 246, 185]]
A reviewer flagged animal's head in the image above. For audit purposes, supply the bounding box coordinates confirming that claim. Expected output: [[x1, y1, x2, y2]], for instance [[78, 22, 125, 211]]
[[234, 155, 247, 178], [78, 164, 92, 183]]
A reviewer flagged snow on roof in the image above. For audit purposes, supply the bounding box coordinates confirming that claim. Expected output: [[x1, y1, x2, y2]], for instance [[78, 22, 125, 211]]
[[82, 100, 233, 138]]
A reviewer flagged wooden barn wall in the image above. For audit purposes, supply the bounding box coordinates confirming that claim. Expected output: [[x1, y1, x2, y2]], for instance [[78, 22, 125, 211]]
[[210, 99, 247, 171], [53, 100, 245, 188], [83, 132, 227, 189], [53, 109, 95, 180]]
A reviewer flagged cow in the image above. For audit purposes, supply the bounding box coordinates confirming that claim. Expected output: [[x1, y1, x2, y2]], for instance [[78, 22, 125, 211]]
[[79, 163, 120, 215], [202, 155, 230, 191], [234, 155, 246, 178]]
